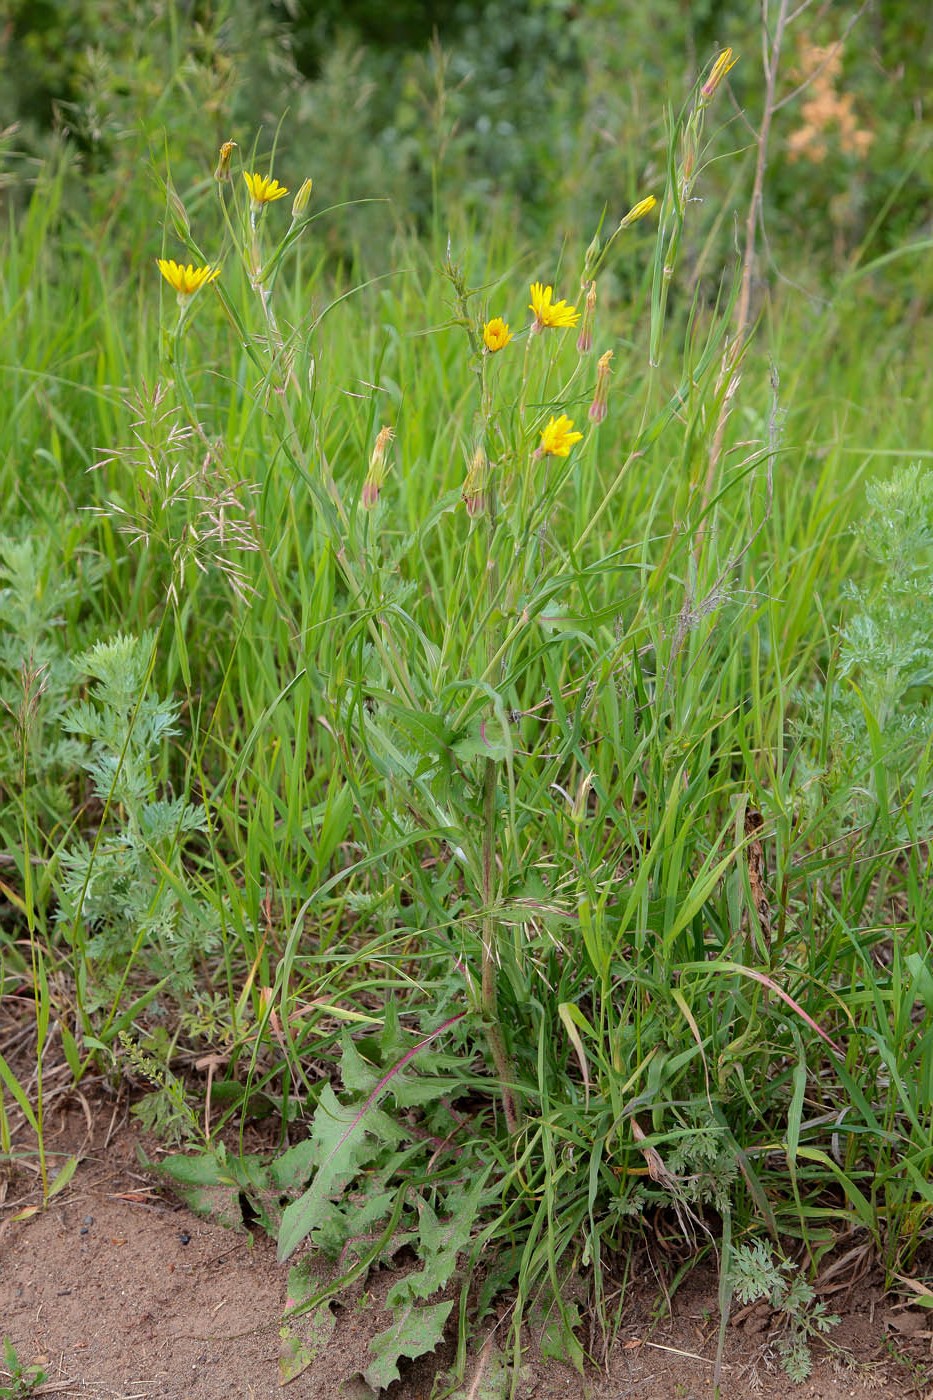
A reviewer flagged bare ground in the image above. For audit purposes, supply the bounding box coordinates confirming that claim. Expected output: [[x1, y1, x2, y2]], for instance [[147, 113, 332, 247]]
[[2, 1109, 931, 1400]]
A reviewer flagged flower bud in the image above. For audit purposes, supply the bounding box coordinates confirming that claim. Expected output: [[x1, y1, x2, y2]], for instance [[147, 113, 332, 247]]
[[582, 231, 601, 283], [680, 125, 697, 185], [291, 178, 313, 220], [166, 184, 190, 240], [482, 317, 512, 354], [362, 425, 394, 510], [619, 195, 657, 229], [214, 140, 237, 183], [462, 444, 489, 519], [577, 281, 597, 355], [588, 349, 614, 425], [700, 47, 737, 102]]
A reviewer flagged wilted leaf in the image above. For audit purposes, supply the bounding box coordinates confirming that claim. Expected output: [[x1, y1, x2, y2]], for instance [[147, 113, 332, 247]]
[[279, 1260, 338, 1385]]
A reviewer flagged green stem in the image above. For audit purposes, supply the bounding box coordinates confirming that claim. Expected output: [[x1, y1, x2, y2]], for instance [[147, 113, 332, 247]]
[[481, 754, 519, 1132]]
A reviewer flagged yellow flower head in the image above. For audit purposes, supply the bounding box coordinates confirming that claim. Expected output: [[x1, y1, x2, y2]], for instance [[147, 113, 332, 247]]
[[537, 414, 584, 458], [529, 282, 579, 332], [157, 259, 221, 297], [243, 172, 289, 207], [482, 317, 512, 353]]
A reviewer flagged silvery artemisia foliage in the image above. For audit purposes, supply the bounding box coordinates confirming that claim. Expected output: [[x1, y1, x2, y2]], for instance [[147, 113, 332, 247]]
[[55, 632, 218, 1007], [794, 465, 933, 837]]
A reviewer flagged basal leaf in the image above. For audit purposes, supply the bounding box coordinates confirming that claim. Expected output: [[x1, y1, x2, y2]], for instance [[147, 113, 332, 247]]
[[277, 1083, 383, 1261], [386, 1167, 490, 1306], [363, 1300, 453, 1392]]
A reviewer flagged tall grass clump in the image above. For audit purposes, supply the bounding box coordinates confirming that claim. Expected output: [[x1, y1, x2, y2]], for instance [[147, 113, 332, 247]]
[[2, 8, 932, 1394]]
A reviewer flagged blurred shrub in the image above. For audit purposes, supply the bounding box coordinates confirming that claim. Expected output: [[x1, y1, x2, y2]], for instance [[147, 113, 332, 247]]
[[0, 0, 928, 279]]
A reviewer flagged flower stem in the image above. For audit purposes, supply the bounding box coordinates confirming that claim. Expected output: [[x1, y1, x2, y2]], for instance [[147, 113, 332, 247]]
[[481, 752, 519, 1132]]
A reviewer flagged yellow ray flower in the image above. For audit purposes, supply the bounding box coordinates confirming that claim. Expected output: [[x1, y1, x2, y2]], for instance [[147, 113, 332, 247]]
[[156, 259, 221, 297], [482, 317, 512, 353], [537, 414, 584, 458], [529, 282, 579, 331], [243, 172, 289, 207]]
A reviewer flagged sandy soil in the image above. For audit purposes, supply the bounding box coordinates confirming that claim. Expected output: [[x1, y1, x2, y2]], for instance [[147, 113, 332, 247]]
[[1, 1111, 930, 1400]]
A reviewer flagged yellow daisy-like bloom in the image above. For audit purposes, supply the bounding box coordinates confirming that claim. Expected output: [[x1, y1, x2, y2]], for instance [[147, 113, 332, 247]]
[[529, 282, 579, 332], [537, 414, 584, 458], [482, 317, 512, 353], [243, 172, 289, 206], [156, 259, 221, 296]]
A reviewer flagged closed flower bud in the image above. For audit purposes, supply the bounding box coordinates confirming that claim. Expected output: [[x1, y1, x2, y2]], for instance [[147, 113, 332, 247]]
[[167, 184, 190, 240], [619, 195, 657, 229], [482, 317, 512, 354], [680, 125, 697, 185], [291, 178, 313, 220], [214, 140, 237, 183], [362, 425, 394, 510], [582, 231, 601, 283], [700, 47, 737, 102], [577, 281, 597, 354], [588, 349, 614, 425], [462, 445, 489, 519]]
